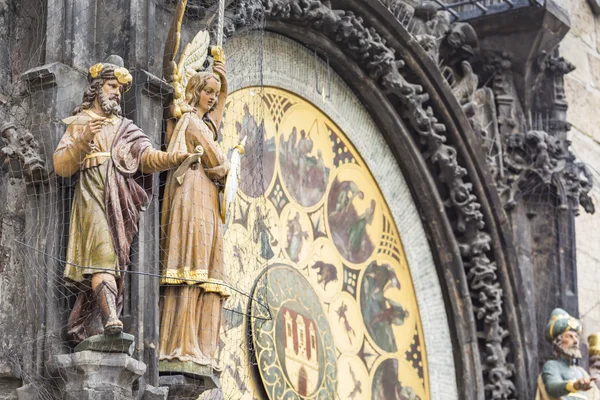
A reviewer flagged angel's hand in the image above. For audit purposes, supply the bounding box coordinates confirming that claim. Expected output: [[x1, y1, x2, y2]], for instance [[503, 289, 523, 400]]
[[213, 61, 228, 92]]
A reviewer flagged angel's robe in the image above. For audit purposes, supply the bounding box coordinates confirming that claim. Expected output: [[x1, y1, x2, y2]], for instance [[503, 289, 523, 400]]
[[158, 111, 230, 369]]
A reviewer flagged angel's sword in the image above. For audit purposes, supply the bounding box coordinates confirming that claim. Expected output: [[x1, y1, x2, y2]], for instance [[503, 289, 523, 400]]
[[216, 0, 225, 47], [209, 0, 226, 61]]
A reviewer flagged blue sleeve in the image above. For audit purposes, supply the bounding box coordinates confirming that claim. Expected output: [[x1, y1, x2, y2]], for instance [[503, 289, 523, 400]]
[[541, 361, 571, 397]]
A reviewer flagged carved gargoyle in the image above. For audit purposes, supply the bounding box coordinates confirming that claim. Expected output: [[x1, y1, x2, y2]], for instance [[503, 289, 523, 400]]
[[440, 22, 478, 71], [0, 123, 47, 184], [406, 1, 452, 62]]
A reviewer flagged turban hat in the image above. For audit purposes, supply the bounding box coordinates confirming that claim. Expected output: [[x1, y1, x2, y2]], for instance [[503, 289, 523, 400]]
[[545, 308, 582, 343]]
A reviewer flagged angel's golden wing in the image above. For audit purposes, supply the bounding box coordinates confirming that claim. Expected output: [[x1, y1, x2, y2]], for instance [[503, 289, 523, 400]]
[[172, 30, 211, 118]]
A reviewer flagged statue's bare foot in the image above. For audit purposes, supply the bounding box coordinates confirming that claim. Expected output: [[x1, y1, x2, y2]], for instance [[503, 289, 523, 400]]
[[104, 319, 123, 335]]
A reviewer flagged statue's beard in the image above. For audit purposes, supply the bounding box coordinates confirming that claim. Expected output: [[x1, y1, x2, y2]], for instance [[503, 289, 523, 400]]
[[98, 91, 121, 116], [554, 342, 583, 361]]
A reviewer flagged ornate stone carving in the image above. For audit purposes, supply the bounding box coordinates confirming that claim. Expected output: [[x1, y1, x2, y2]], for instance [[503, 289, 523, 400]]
[[409, 2, 452, 62], [481, 50, 595, 214], [451, 61, 501, 159], [499, 128, 595, 214], [433, 16, 594, 217], [0, 122, 47, 184], [440, 22, 479, 70], [224, 1, 516, 397]]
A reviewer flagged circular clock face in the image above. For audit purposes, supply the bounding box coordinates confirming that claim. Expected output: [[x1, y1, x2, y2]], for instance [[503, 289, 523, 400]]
[[220, 87, 430, 400]]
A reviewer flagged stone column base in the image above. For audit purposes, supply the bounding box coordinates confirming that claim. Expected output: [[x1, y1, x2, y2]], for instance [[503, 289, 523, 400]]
[[51, 350, 146, 400], [158, 375, 221, 400]]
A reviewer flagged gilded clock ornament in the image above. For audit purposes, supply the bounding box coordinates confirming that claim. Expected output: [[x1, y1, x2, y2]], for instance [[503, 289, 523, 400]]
[[218, 86, 431, 399]]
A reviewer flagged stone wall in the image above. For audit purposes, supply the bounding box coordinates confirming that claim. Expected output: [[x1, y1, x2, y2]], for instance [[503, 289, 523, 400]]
[[559, 0, 600, 335]]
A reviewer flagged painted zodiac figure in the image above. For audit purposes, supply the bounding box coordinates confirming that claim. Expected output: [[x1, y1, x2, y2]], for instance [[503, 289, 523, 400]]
[[287, 212, 308, 262]]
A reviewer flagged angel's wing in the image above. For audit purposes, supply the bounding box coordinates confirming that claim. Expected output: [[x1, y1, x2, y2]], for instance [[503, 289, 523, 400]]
[[178, 30, 211, 80], [172, 30, 211, 118]]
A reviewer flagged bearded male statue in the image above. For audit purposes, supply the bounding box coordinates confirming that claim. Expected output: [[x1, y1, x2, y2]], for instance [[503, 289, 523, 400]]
[[53, 56, 189, 344], [536, 308, 600, 400]]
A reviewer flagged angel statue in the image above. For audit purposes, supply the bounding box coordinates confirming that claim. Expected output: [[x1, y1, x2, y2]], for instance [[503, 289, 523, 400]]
[[158, 0, 234, 375]]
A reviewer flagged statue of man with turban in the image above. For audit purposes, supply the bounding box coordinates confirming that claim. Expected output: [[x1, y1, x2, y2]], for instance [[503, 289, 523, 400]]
[[536, 308, 600, 400], [53, 56, 189, 344]]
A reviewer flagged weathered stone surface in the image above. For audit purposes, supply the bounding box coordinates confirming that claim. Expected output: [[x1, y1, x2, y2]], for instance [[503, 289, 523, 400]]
[[0, 123, 47, 184], [15, 383, 39, 400], [560, 34, 592, 83], [0, 377, 19, 400], [158, 375, 219, 400], [565, 76, 600, 143], [74, 333, 135, 356], [554, 0, 569, 9], [51, 351, 146, 400], [570, 130, 600, 333], [158, 360, 219, 379], [578, 243, 600, 330], [588, 53, 600, 89], [141, 385, 169, 400], [568, 0, 596, 49], [0, 177, 32, 388]]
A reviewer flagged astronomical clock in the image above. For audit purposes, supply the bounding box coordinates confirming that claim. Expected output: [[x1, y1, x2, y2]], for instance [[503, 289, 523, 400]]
[[218, 87, 430, 400]]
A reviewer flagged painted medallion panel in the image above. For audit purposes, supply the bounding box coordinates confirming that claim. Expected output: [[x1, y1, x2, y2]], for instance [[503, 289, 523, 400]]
[[219, 87, 430, 400]]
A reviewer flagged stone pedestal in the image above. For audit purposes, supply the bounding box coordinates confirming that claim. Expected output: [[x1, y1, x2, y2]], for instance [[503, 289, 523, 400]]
[[142, 385, 169, 400], [51, 350, 146, 400], [158, 373, 221, 400], [74, 333, 136, 356]]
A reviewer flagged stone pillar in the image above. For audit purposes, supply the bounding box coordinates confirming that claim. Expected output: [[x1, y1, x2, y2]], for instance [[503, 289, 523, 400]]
[[51, 350, 146, 400], [49, 333, 146, 400], [158, 374, 221, 400]]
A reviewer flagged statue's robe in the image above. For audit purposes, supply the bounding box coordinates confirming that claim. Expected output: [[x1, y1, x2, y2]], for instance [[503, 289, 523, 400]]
[[158, 112, 230, 370], [536, 358, 600, 400], [53, 110, 185, 343]]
